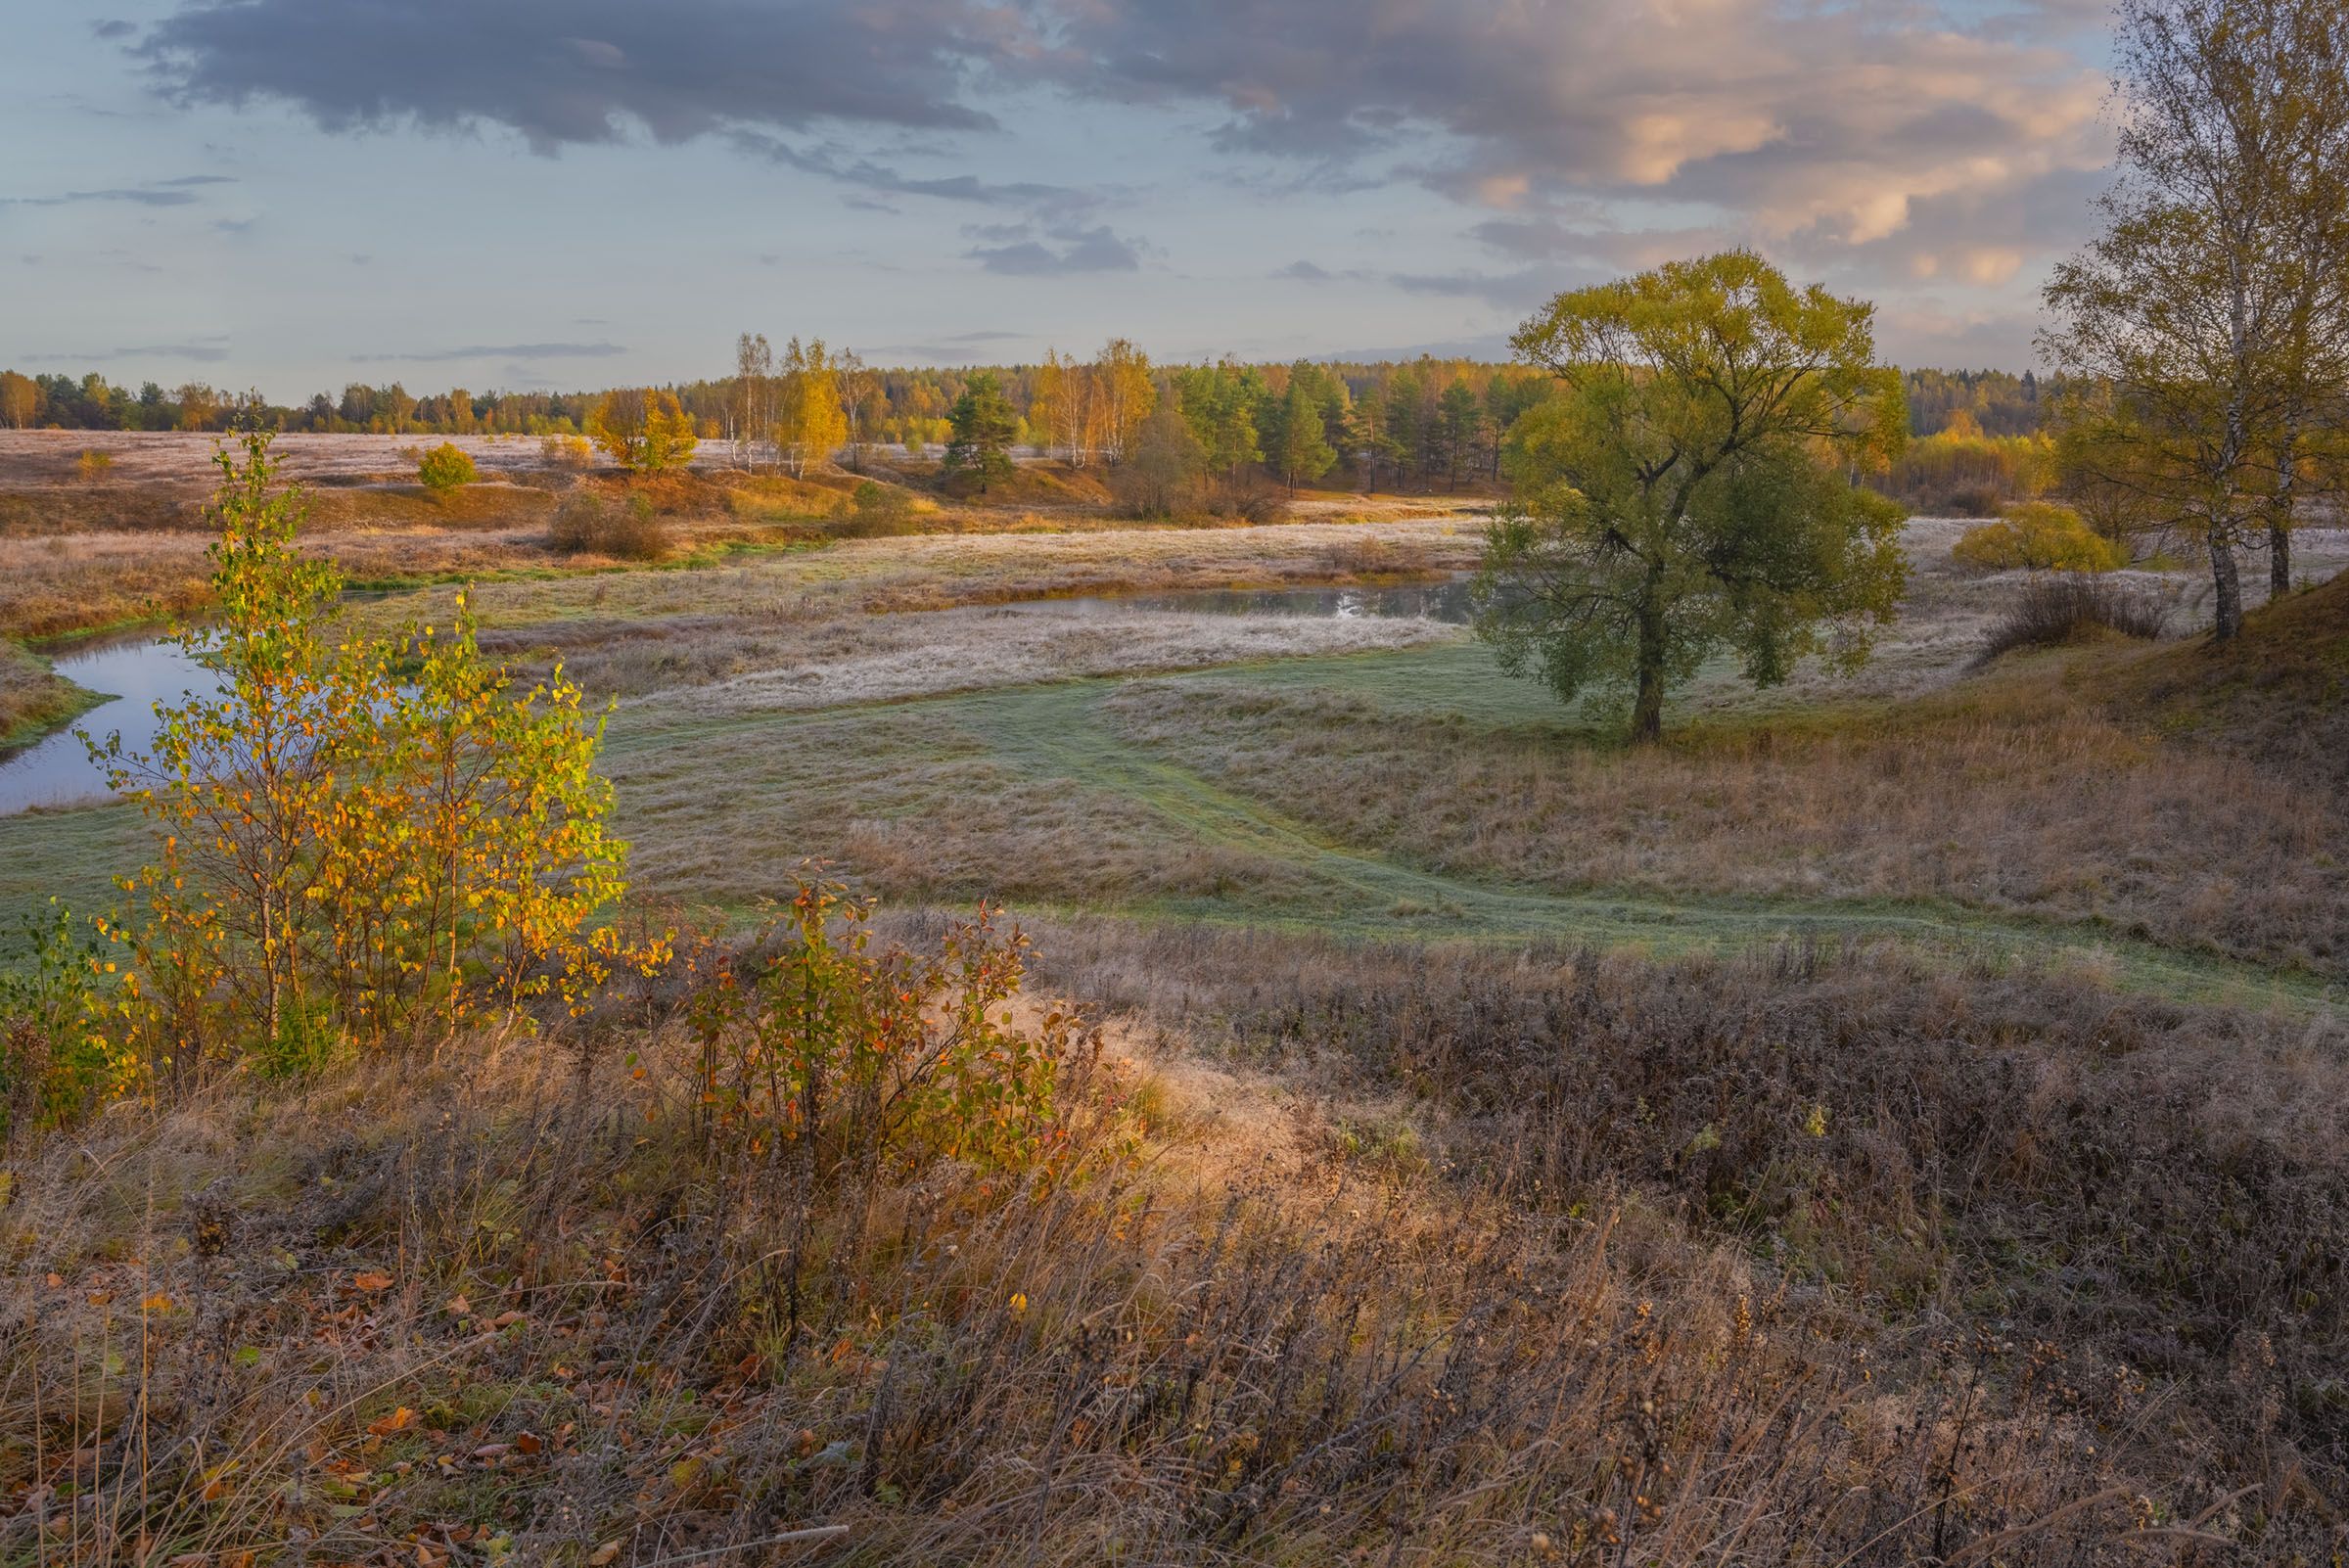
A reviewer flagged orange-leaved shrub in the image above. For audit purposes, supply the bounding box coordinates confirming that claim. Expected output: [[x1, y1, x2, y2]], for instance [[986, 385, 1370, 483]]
[[587, 387, 698, 474], [1952, 500, 2129, 572]]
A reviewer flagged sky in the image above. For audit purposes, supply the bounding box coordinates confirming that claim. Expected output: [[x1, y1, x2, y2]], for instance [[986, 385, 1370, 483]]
[[1, 0, 2122, 398]]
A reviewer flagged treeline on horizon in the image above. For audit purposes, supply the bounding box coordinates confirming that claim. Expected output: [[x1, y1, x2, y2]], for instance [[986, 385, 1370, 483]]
[[0, 358, 2057, 509]]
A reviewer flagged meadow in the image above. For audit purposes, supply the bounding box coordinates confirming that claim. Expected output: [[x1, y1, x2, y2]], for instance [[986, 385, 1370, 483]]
[[3, 434, 2347, 1562]]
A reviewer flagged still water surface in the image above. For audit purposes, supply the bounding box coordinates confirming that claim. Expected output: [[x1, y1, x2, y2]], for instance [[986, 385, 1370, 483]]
[[0, 578, 1477, 814], [0, 635, 220, 814]]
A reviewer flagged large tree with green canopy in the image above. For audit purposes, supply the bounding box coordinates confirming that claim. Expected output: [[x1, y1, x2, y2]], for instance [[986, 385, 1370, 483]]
[[1474, 251, 1909, 743]]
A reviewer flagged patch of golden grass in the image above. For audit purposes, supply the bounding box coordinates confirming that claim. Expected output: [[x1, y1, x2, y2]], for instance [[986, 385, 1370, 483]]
[[2, 930, 2235, 1563]]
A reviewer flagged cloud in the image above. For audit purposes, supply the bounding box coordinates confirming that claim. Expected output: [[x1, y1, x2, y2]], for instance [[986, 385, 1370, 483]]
[[1278, 260, 1335, 281], [870, 330, 1029, 362], [1039, 0, 2111, 252], [134, 0, 1042, 154], [1, 174, 235, 208], [728, 131, 1105, 224], [351, 342, 628, 363], [1388, 267, 1559, 312], [967, 224, 1143, 275], [46, 339, 233, 364]]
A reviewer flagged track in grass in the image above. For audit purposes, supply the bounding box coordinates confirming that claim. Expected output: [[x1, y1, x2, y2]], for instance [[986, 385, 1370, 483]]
[[1, 640, 2334, 1011], [607, 653, 2339, 1014]]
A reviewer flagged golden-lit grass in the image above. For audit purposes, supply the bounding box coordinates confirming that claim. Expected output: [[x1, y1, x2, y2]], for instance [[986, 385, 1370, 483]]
[[9, 923, 2312, 1562]]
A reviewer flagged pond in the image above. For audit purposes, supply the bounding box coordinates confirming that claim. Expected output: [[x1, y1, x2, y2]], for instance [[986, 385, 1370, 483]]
[[0, 576, 1484, 816], [0, 635, 221, 815], [1005, 576, 1478, 623]]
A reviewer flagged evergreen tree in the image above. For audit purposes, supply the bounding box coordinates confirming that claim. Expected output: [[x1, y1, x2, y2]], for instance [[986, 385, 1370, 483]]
[[944, 371, 1018, 490]]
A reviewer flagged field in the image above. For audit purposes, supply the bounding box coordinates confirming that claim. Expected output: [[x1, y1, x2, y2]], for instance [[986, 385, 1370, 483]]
[[5, 434, 2349, 1561]]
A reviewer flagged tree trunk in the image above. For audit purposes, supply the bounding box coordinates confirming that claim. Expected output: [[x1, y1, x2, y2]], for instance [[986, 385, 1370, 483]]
[[1631, 595, 1667, 743], [2208, 530, 2243, 641], [2268, 418, 2300, 601]]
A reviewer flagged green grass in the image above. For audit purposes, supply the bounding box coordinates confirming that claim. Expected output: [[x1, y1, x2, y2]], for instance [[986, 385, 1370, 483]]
[[4, 638, 2337, 1015], [0, 639, 110, 750]]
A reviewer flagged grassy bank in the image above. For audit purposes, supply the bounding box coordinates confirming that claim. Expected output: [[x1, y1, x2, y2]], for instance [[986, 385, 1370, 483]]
[[0, 640, 103, 752]]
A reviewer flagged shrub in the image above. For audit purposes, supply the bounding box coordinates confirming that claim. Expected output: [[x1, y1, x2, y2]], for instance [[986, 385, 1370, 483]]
[[1953, 501, 2130, 572], [689, 877, 1081, 1181], [88, 434, 633, 1095], [75, 449, 115, 481], [833, 479, 919, 537], [540, 433, 593, 468], [547, 490, 672, 561], [416, 440, 478, 493], [1977, 572, 2176, 663], [0, 901, 119, 1138]]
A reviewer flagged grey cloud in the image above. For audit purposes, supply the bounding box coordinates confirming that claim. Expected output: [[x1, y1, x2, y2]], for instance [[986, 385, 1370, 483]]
[[871, 331, 1028, 362], [136, 0, 1039, 153], [1, 175, 235, 208], [90, 19, 136, 39], [351, 342, 628, 363], [730, 131, 1102, 220], [967, 225, 1142, 275], [1389, 268, 1559, 312], [50, 340, 233, 363], [1278, 260, 1334, 281]]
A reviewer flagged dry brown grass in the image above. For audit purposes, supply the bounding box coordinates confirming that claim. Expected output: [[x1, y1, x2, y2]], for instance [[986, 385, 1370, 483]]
[[2110, 567, 2349, 777], [1031, 922, 2349, 1529], [7, 919, 2298, 1563], [1102, 669, 2349, 973]]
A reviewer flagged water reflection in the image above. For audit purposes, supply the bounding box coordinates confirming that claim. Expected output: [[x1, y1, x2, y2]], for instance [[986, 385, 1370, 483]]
[[0, 635, 220, 814]]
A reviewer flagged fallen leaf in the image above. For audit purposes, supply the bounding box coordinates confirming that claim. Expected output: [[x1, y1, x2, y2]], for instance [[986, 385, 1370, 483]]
[[443, 1294, 470, 1316], [368, 1407, 419, 1436], [352, 1270, 394, 1292], [588, 1544, 622, 1567]]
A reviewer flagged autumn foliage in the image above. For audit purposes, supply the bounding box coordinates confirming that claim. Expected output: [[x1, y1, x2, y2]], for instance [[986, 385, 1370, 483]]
[[416, 440, 478, 492], [1953, 500, 2130, 572], [69, 435, 636, 1102], [587, 387, 698, 474]]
